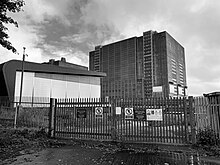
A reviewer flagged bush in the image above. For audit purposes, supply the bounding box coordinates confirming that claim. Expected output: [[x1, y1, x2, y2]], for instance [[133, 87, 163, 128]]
[[196, 127, 220, 146], [16, 128, 48, 139]]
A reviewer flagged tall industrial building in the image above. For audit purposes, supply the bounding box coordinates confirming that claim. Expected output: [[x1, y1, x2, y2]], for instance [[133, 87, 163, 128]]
[[89, 30, 187, 98]]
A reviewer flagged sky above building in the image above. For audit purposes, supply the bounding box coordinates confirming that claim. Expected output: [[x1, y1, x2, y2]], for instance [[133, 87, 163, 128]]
[[0, 0, 220, 96]]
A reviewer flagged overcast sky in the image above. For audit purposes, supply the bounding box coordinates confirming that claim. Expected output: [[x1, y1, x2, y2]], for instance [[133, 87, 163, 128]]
[[0, 0, 220, 96]]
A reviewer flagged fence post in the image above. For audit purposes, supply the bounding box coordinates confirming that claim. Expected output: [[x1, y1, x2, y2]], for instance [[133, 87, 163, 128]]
[[49, 98, 56, 138], [14, 104, 22, 129], [111, 98, 117, 141], [189, 96, 196, 144], [14, 105, 18, 129], [183, 97, 189, 143]]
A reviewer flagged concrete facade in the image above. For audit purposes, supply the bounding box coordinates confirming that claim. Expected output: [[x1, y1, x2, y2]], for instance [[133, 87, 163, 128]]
[[89, 30, 187, 98]]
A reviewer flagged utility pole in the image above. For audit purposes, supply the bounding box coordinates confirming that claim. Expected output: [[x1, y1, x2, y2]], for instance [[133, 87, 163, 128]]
[[19, 47, 26, 106], [14, 47, 27, 128]]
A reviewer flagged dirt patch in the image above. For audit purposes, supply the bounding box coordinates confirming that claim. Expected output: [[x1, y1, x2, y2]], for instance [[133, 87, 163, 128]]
[[0, 128, 66, 162], [3, 145, 105, 165]]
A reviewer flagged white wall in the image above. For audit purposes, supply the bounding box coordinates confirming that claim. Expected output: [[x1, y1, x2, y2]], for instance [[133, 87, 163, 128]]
[[34, 77, 51, 98], [14, 71, 101, 100], [14, 72, 35, 100]]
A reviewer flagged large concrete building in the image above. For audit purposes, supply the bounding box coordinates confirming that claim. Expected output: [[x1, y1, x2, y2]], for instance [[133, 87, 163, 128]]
[[0, 58, 106, 102], [89, 30, 187, 98]]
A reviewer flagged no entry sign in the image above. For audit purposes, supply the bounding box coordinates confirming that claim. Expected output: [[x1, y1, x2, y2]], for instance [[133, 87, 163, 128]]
[[95, 107, 103, 118], [125, 107, 134, 119]]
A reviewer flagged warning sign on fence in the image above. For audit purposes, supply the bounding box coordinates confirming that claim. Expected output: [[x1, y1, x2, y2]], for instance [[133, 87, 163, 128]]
[[125, 107, 134, 119], [76, 108, 87, 118], [116, 107, 121, 115], [146, 109, 163, 121], [95, 107, 103, 118]]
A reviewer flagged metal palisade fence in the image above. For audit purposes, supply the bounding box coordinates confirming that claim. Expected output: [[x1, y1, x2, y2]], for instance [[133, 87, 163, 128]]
[[0, 97, 50, 128], [1, 96, 220, 145], [51, 97, 192, 145], [53, 98, 112, 140], [194, 96, 220, 139]]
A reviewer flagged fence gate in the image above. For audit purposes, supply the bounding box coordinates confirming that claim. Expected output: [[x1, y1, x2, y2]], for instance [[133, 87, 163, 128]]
[[54, 98, 112, 140], [113, 97, 189, 144], [52, 97, 192, 144]]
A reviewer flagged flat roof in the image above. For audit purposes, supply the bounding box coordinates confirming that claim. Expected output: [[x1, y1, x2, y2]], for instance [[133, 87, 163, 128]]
[[2, 60, 106, 77]]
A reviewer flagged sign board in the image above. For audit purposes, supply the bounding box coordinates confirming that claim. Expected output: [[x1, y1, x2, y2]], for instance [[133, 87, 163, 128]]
[[116, 107, 121, 115], [76, 108, 87, 118], [146, 109, 163, 121], [134, 109, 146, 120], [153, 86, 163, 92], [95, 107, 103, 118], [169, 84, 176, 94], [103, 107, 110, 113], [125, 107, 134, 119]]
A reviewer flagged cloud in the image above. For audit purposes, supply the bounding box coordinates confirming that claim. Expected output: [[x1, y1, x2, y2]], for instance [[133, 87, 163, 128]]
[[61, 33, 90, 44], [1, 0, 220, 96], [30, 0, 124, 65], [82, 0, 220, 95]]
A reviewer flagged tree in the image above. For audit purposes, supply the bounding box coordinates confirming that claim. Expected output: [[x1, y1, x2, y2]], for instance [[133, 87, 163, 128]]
[[0, 0, 25, 53]]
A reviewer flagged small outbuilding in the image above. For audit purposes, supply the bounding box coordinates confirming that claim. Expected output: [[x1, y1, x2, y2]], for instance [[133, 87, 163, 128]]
[[0, 58, 106, 102]]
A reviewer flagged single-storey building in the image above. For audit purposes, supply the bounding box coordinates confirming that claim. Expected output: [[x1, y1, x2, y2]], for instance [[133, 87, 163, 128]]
[[0, 58, 106, 102]]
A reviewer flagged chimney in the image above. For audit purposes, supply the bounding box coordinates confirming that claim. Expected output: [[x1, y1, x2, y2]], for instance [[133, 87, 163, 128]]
[[49, 59, 55, 64], [61, 57, 66, 62]]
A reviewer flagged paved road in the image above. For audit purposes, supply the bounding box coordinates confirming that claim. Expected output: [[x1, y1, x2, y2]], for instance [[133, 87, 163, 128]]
[[2, 144, 220, 165], [3, 145, 104, 165]]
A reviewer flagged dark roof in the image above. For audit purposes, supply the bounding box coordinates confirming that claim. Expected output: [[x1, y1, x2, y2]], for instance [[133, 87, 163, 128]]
[[3, 60, 106, 77], [203, 92, 220, 97], [1, 60, 106, 99]]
